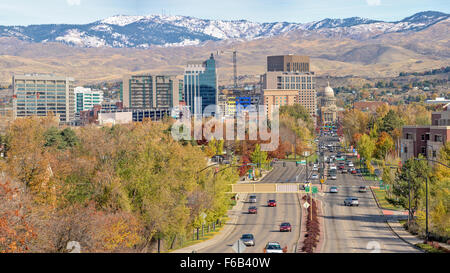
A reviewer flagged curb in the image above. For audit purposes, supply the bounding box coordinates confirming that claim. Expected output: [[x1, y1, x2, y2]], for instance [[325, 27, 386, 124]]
[[171, 192, 247, 253], [369, 186, 424, 253]]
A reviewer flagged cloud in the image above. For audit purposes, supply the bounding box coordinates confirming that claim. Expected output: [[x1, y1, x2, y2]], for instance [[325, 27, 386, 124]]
[[366, 0, 381, 6], [67, 0, 81, 6]]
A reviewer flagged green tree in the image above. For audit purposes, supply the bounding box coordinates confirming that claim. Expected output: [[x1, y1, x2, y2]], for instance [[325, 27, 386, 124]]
[[393, 156, 430, 221], [250, 144, 268, 168], [357, 134, 375, 161]]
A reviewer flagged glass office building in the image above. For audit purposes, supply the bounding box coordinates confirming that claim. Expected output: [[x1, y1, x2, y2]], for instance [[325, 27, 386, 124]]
[[184, 54, 217, 115]]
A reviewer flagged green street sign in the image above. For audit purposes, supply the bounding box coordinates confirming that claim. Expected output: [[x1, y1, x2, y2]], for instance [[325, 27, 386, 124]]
[[305, 186, 310, 193], [312, 186, 318, 193], [297, 160, 306, 165]]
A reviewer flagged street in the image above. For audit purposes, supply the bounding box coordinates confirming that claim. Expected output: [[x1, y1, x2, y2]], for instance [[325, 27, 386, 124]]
[[200, 162, 305, 253]]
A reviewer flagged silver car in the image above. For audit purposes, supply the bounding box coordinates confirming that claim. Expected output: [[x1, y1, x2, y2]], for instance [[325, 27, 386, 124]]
[[344, 197, 359, 206], [264, 242, 284, 253], [241, 234, 255, 246], [249, 195, 257, 203]]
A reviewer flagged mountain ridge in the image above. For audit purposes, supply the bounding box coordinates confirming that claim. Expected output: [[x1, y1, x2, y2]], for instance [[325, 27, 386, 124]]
[[0, 11, 448, 48]]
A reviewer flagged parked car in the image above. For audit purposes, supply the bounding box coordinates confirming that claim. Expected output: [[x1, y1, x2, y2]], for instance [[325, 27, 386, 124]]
[[359, 186, 368, 193], [329, 186, 338, 193], [264, 242, 284, 253], [279, 222, 292, 232], [267, 200, 277, 207], [248, 206, 258, 214], [241, 234, 255, 246], [344, 197, 359, 206], [249, 195, 257, 203]]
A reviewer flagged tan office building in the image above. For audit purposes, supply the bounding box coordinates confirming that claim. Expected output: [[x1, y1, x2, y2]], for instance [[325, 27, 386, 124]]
[[263, 89, 299, 119], [261, 71, 317, 118], [267, 55, 310, 72], [13, 74, 75, 124]]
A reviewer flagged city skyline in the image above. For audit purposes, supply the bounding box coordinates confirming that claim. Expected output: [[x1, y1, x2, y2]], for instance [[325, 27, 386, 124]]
[[0, 0, 449, 26]]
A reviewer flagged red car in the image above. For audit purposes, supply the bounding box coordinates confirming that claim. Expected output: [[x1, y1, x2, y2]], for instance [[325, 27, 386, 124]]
[[350, 169, 357, 174], [248, 206, 258, 214], [279, 222, 292, 232], [338, 165, 345, 170], [267, 200, 277, 207]]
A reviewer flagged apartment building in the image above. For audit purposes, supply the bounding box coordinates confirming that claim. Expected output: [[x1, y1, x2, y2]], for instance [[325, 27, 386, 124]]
[[401, 103, 450, 163], [13, 74, 75, 124]]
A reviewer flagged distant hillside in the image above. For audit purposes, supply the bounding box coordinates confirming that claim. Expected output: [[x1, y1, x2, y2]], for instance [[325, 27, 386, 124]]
[[0, 15, 448, 85], [0, 11, 448, 48]]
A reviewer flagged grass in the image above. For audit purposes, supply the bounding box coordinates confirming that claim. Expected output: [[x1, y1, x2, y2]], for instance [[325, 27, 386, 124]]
[[283, 153, 318, 163], [415, 243, 447, 253], [166, 216, 229, 252], [372, 188, 404, 211]]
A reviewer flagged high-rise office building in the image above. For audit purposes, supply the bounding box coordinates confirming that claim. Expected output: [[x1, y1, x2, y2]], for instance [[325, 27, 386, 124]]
[[74, 87, 104, 113], [13, 74, 75, 124], [121, 74, 180, 109], [184, 54, 217, 115], [267, 55, 310, 73], [261, 71, 317, 119], [263, 89, 299, 120]]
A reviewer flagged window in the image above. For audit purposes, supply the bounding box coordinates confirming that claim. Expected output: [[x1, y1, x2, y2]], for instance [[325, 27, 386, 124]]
[[421, 146, 426, 155], [421, 135, 425, 141]]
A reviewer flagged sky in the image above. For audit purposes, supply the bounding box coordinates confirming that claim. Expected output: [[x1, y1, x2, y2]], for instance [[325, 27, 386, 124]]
[[0, 0, 449, 26]]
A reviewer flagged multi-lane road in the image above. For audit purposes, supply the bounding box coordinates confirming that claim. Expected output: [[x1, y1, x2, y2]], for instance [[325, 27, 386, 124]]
[[200, 136, 420, 253]]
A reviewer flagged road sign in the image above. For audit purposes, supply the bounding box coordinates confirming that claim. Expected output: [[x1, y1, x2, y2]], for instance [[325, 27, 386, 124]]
[[232, 239, 246, 253], [305, 186, 310, 193], [320, 179, 325, 184], [312, 186, 318, 194], [303, 202, 310, 209]]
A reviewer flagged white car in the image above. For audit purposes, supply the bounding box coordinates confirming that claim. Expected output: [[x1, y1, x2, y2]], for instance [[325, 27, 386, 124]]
[[311, 174, 319, 179], [264, 242, 284, 253], [348, 162, 354, 167]]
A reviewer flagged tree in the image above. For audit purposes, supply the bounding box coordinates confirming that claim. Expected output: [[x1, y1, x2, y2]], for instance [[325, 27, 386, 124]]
[[379, 110, 404, 137], [375, 132, 394, 159], [250, 144, 268, 168], [357, 134, 375, 162], [393, 157, 430, 222]]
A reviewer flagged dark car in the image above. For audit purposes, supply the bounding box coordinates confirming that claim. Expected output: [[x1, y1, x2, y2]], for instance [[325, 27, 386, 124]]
[[267, 200, 277, 207], [248, 206, 258, 214], [279, 222, 292, 232]]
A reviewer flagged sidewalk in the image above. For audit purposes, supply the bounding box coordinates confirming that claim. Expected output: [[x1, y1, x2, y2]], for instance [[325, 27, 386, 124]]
[[368, 186, 450, 252], [171, 170, 272, 253], [171, 192, 248, 253]]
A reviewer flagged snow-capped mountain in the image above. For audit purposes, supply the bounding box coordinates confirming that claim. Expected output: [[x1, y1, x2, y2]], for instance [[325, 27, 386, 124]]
[[0, 11, 448, 48]]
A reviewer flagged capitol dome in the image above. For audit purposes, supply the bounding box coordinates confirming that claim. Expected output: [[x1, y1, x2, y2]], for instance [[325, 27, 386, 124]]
[[324, 82, 334, 98]]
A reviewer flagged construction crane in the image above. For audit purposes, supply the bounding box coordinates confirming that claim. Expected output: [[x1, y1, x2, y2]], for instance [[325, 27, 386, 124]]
[[216, 49, 238, 89]]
